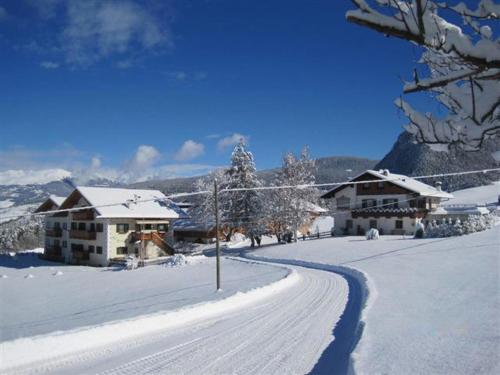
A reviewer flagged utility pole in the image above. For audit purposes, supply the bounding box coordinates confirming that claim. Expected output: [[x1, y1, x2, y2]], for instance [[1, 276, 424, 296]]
[[214, 179, 221, 291]]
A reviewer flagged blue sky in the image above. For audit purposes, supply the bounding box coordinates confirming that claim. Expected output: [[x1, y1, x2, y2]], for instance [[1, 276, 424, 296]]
[[0, 0, 438, 182]]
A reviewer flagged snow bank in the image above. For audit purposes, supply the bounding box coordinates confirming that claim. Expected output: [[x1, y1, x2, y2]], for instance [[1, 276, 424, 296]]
[[0, 263, 299, 372]]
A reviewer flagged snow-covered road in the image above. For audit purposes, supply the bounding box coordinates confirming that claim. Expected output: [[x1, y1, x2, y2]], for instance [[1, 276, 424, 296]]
[[6, 264, 348, 375]]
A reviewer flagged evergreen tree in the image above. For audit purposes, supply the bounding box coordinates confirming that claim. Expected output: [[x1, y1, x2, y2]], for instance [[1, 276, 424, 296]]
[[222, 140, 264, 245]]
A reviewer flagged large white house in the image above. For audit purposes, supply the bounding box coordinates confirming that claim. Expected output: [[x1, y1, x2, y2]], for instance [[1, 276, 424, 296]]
[[36, 187, 188, 266], [321, 169, 453, 236]]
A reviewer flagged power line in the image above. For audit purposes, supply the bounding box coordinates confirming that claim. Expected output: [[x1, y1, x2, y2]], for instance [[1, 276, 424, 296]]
[[1, 167, 499, 221]]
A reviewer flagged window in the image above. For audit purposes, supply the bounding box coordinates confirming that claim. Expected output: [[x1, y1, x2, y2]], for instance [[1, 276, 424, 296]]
[[116, 224, 129, 234], [88, 245, 95, 253], [54, 222, 60, 229], [71, 243, 84, 251], [89, 223, 95, 232], [346, 220, 353, 229], [78, 222, 86, 231], [96, 223, 103, 232], [62, 241, 67, 248], [145, 224, 152, 230], [62, 222, 67, 230], [117, 247, 128, 255], [369, 220, 377, 229], [362, 199, 377, 208], [395, 220, 403, 229], [135, 224, 141, 232], [71, 222, 77, 230], [157, 224, 168, 232], [96, 246, 103, 254], [362, 183, 370, 190], [382, 199, 399, 209], [336, 197, 351, 210], [377, 182, 384, 189]]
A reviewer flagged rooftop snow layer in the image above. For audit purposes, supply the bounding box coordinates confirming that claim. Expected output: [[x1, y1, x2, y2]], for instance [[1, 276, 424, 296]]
[[366, 169, 454, 199], [49, 195, 66, 207], [76, 186, 188, 219]]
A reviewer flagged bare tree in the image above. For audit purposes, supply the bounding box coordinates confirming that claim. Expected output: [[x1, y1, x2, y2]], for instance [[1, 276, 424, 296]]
[[347, 0, 500, 151]]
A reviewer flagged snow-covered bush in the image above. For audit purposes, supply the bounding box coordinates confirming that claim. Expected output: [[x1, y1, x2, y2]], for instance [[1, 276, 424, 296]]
[[366, 228, 379, 240], [414, 222, 425, 239], [125, 255, 139, 270], [164, 254, 187, 267], [425, 214, 495, 238]]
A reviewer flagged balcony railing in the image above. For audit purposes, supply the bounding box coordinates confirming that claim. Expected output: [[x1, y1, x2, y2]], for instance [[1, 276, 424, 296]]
[[70, 230, 96, 240], [72, 210, 94, 221], [45, 228, 62, 237], [131, 231, 167, 241]]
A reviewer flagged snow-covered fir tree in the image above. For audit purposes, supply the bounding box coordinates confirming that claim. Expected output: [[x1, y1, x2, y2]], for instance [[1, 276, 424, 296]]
[[222, 140, 264, 245]]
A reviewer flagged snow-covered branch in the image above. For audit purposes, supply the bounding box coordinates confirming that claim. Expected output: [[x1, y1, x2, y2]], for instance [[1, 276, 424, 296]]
[[347, 0, 500, 151]]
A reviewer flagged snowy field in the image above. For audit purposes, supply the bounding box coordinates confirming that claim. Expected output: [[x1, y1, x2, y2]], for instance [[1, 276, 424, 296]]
[[448, 181, 499, 205], [254, 229, 499, 374], [0, 254, 287, 342], [1, 183, 498, 374]]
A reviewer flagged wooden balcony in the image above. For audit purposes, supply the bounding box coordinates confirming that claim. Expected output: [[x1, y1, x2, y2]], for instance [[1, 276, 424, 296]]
[[131, 231, 167, 240], [72, 210, 94, 221], [45, 228, 62, 237], [70, 230, 96, 240]]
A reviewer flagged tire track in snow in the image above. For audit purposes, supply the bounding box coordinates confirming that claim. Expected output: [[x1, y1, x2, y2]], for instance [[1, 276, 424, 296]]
[[9, 263, 349, 375], [240, 253, 369, 375]]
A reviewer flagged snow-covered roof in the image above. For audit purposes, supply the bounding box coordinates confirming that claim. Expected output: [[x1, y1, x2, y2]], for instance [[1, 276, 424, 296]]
[[322, 169, 453, 199], [49, 195, 66, 207], [72, 186, 188, 219], [368, 170, 453, 198], [35, 195, 67, 213], [172, 218, 214, 232]]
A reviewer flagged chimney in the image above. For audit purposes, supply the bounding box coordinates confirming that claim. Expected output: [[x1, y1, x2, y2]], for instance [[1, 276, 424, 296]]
[[435, 181, 442, 191]]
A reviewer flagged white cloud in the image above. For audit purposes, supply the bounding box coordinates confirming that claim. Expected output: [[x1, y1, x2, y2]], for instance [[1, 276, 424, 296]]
[[217, 133, 248, 151], [116, 59, 134, 69], [174, 140, 205, 161], [0, 144, 217, 185], [90, 156, 102, 169], [126, 145, 161, 171], [0, 169, 71, 185], [61, 1, 171, 66], [40, 61, 59, 69]]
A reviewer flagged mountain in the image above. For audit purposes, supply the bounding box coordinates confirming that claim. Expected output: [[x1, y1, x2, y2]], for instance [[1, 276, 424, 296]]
[[375, 132, 500, 191]]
